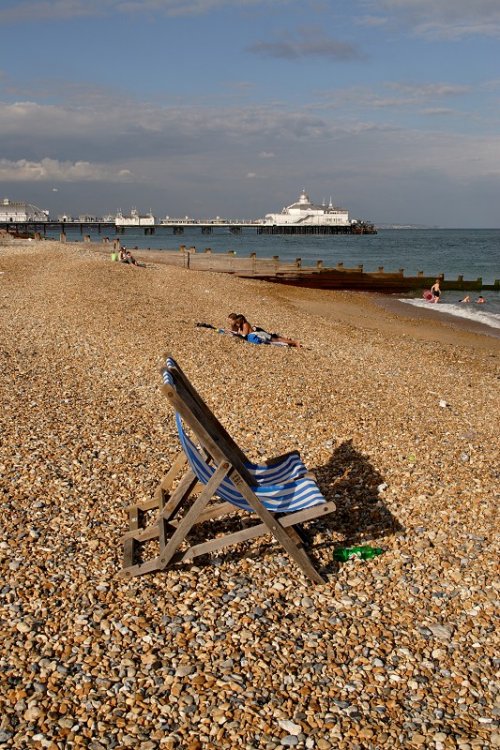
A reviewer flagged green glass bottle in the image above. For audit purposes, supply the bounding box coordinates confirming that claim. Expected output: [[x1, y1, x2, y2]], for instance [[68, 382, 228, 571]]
[[334, 545, 383, 562]]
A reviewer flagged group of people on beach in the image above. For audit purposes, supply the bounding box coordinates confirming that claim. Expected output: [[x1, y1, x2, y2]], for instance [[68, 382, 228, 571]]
[[459, 295, 486, 304], [431, 279, 486, 304], [226, 313, 302, 347], [119, 246, 143, 267]]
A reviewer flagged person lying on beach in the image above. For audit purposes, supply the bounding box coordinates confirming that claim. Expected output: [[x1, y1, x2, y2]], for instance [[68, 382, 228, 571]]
[[227, 312, 302, 347]]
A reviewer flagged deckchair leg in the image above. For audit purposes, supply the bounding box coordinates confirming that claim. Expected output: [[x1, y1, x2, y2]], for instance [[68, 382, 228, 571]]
[[158, 461, 232, 570], [231, 473, 325, 584], [121, 462, 197, 578]]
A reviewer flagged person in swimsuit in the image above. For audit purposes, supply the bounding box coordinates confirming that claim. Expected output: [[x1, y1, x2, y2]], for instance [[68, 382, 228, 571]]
[[431, 279, 442, 302], [227, 313, 302, 347]]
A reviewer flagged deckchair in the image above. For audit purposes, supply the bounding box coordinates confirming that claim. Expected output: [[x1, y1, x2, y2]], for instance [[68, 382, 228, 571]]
[[121, 357, 336, 584]]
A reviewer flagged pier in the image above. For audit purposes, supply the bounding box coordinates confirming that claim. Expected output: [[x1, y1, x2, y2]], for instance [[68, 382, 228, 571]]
[[0, 219, 375, 236]]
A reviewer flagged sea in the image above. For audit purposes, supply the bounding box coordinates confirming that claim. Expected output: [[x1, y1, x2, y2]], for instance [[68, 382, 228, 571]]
[[48, 226, 500, 331]]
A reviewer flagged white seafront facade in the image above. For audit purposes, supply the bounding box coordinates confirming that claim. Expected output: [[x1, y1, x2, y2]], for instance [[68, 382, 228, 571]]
[[115, 208, 156, 227], [263, 190, 350, 227], [0, 198, 49, 222]]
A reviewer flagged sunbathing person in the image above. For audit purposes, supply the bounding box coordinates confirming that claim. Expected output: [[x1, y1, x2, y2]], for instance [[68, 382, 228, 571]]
[[119, 246, 142, 267], [227, 313, 302, 347]]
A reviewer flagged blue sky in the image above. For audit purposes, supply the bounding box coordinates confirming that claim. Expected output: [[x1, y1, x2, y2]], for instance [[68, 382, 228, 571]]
[[1, 0, 500, 226]]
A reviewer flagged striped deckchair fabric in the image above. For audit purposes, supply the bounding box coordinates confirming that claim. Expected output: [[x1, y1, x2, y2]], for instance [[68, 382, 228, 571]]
[[163, 356, 309, 483], [173, 412, 326, 513], [121, 357, 336, 584]]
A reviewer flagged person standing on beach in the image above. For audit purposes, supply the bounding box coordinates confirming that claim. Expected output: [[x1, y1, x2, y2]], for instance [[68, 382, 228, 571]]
[[431, 279, 442, 302]]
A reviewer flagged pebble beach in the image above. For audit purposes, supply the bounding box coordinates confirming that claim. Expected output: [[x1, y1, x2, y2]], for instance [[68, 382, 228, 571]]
[[1, 240, 498, 749]]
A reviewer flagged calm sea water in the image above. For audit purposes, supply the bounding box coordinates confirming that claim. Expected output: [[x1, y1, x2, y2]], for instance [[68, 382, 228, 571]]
[[50, 226, 500, 329]]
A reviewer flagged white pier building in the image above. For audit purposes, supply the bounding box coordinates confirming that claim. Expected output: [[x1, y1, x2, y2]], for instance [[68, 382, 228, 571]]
[[0, 198, 49, 222], [263, 190, 350, 227]]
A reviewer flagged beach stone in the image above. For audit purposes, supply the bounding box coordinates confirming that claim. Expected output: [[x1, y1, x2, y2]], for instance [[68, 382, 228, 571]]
[[428, 624, 453, 640], [278, 721, 302, 736], [281, 736, 299, 747]]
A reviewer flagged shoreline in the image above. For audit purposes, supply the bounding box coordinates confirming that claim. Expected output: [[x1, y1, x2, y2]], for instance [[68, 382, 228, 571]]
[[2, 238, 499, 351], [129, 245, 500, 350]]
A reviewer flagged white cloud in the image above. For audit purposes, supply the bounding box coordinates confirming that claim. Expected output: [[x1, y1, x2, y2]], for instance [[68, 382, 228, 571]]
[[0, 157, 133, 182]]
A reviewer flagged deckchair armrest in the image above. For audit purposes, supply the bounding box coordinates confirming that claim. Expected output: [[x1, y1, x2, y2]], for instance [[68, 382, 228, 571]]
[[264, 449, 301, 466]]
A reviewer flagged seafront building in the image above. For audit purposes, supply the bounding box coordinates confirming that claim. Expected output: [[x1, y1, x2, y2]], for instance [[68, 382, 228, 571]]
[[115, 208, 155, 227], [263, 190, 350, 227], [0, 198, 49, 223]]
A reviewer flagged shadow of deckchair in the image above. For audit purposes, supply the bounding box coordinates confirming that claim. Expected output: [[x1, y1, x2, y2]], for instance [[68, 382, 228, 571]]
[[304, 439, 404, 574], [188, 440, 403, 576], [120, 357, 337, 585]]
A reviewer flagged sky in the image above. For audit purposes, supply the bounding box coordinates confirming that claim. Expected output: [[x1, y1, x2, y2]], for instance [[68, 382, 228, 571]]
[[1, 0, 500, 227]]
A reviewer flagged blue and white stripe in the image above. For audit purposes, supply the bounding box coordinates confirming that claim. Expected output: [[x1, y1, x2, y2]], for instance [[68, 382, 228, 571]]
[[175, 414, 325, 513], [162, 361, 308, 483]]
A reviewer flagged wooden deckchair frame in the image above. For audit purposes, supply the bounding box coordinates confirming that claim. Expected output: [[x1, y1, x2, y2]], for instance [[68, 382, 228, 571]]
[[120, 359, 336, 584]]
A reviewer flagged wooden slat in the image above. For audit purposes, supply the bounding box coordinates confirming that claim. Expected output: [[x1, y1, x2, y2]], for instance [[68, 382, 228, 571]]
[[158, 460, 232, 570], [153, 451, 188, 502]]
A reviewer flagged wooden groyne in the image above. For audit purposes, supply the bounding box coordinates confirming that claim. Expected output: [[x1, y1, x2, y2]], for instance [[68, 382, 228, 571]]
[[129, 243, 498, 293], [6, 233, 495, 293]]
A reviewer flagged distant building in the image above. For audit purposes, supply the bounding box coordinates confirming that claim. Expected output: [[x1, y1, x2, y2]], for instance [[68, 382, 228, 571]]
[[0, 198, 49, 222], [263, 190, 350, 227], [115, 208, 155, 227]]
